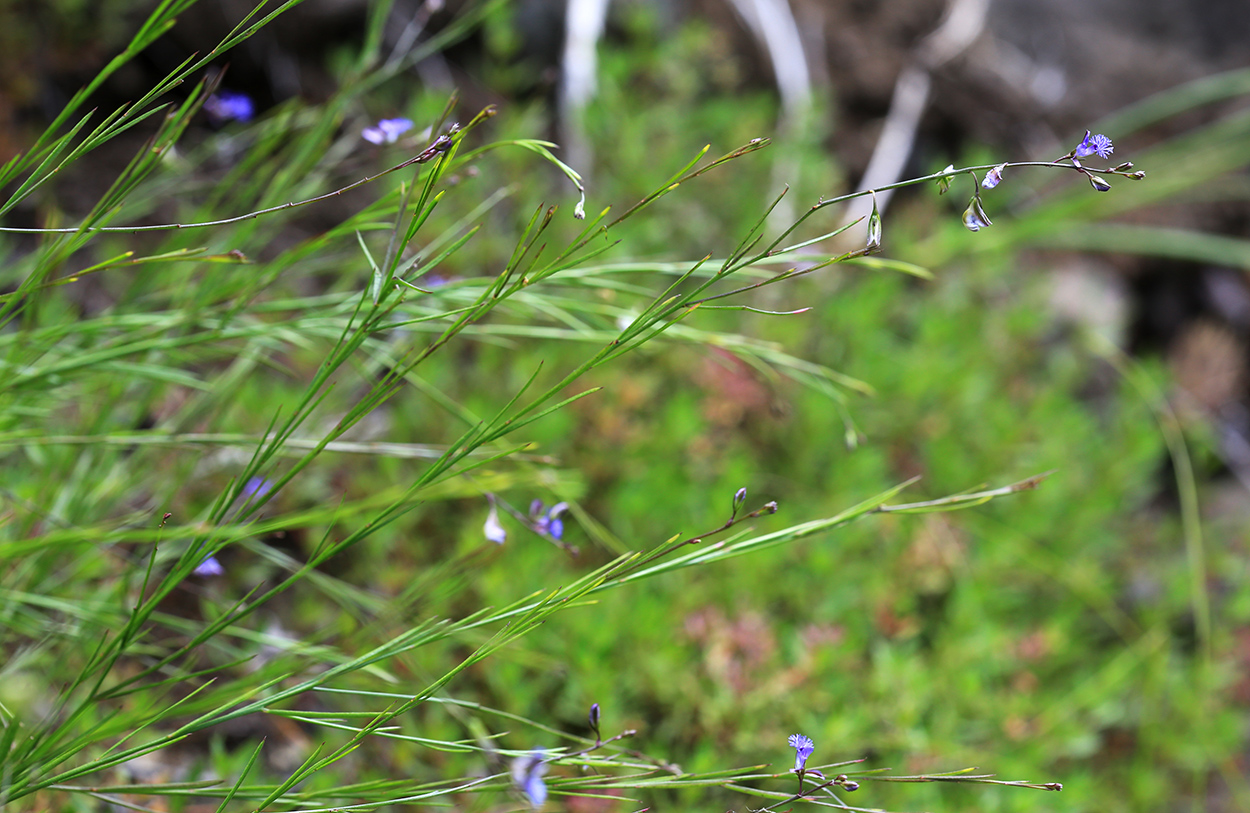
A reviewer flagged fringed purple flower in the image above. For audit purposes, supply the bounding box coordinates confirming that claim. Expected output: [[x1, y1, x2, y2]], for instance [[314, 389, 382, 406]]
[[362, 117, 414, 145], [788, 733, 815, 772], [1074, 131, 1113, 160]]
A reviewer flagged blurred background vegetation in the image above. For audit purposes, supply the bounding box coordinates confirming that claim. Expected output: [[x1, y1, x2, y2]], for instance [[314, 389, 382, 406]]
[[2, 1, 1250, 812]]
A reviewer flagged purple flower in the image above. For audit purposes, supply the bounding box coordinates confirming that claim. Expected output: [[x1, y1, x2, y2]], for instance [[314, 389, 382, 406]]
[[529, 500, 569, 540], [193, 555, 224, 577], [362, 117, 414, 145], [1074, 131, 1113, 160], [204, 91, 255, 125], [788, 733, 814, 772], [242, 477, 274, 500], [484, 497, 507, 545], [511, 750, 549, 809], [982, 163, 1006, 190]]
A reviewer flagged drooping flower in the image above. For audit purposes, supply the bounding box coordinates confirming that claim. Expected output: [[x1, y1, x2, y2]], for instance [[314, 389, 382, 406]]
[[788, 733, 815, 772], [193, 555, 224, 577], [1088, 175, 1112, 192], [1074, 131, 1114, 160], [511, 750, 549, 809], [204, 91, 255, 125], [529, 500, 569, 540], [961, 197, 993, 232], [362, 117, 414, 145], [484, 497, 507, 545]]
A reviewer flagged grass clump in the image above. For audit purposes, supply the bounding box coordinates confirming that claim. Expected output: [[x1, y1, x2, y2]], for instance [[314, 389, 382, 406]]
[[2, 3, 1246, 813]]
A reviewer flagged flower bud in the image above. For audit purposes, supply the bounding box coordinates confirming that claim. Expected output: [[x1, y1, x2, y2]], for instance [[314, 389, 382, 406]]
[[1088, 175, 1112, 192], [865, 191, 883, 252], [962, 197, 992, 232]]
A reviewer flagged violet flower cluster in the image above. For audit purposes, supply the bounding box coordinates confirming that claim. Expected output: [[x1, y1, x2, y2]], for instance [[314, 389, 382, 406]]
[[955, 128, 1141, 233], [483, 497, 573, 545], [529, 500, 568, 540]]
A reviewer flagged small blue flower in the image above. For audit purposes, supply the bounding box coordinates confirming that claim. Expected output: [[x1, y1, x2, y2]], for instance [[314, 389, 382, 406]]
[[788, 733, 815, 772], [484, 497, 507, 545], [511, 750, 549, 809], [193, 555, 224, 577], [205, 91, 255, 125], [362, 117, 414, 145], [1074, 131, 1113, 160], [529, 500, 569, 540], [242, 477, 274, 500]]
